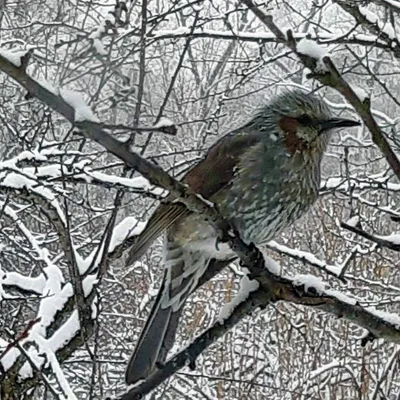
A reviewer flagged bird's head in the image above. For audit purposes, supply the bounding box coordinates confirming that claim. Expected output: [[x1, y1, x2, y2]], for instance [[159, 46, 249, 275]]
[[258, 90, 361, 155]]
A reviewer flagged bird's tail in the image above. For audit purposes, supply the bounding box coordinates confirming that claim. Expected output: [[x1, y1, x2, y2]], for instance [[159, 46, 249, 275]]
[[124, 273, 181, 384], [125, 243, 210, 385]]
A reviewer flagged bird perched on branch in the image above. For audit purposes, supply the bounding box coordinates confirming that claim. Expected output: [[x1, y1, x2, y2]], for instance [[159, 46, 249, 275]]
[[125, 89, 360, 384]]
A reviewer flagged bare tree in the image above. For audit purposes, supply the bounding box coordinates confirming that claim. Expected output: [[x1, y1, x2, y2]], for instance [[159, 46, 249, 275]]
[[1, 0, 400, 399]]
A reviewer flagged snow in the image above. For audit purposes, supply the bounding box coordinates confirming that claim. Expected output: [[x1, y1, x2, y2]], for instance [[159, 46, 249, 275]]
[[352, 85, 369, 102], [82, 274, 98, 297], [24, 164, 62, 178], [0, 147, 61, 169], [366, 307, 400, 328], [60, 88, 99, 122], [2, 309, 81, 379], [33, 77, 59, 95], [321, 176, 400, 192], [376, 233, 400, 245], [153, 117, 175, 129], [260, 248, 281, 274], [153, 27, 192, 37], [29, 330, 78, 399], [2, 172, 35, 188], [218, 269, 259, 322], [88, 12, 115, 55], [47, 310, 80, 351], [267, 241, 341, 276], [345, 216, 360, 228], [2, 271, 46, 294], [1, 263, 74, 375], [5, 311, 81, 381], [291, 274, 358, 305], [290, 274, 357, 304], [359, 6, 397, 40], [92, 38, 107, 55], [129, 176, 164, 194], [297, 38, 327, 59], [89, 13, 116, 40], [196, 193, 214, 208], [110, 216, 147, 252], [0, 174, 66, 226], [325, 289, 357, 305], [36, 267, 71, 331], [79, 169, 167, 197], [71, 246, 93, 275], [310, 359, 340, 379], [18, 350, 44, 379], [292, 274, 326, 294], [0, 48, 28, 67], [385, 0, 400, 8], [0, 344, 20, 371], [297, 38, 329, 71]]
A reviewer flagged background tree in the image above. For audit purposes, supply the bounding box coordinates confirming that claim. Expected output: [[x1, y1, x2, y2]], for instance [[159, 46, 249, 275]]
[[1, 0, 400, 399]]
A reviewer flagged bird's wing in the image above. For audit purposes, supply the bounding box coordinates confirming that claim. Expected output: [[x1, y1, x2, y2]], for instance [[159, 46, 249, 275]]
[[125, 203, 187, 265], [125, 131, 260, 265]]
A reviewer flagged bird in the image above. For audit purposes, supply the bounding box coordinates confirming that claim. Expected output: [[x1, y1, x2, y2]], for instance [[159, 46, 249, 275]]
[[124, 89, 360, 384]]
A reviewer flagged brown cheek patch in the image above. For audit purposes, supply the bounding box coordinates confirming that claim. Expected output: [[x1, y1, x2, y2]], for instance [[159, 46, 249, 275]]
[[278, 116, 308, 155]]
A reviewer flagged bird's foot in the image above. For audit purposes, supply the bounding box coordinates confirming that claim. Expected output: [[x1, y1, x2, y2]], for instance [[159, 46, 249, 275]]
[[247, 241, 264, 265], [214, 218, 239, 250]]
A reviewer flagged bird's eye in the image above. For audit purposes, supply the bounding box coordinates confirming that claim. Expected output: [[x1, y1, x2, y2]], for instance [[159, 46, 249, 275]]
[[297, 114, 313, 126]]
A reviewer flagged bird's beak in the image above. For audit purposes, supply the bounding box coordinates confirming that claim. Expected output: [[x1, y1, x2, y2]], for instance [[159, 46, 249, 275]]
[[318, 117, 361, 132]]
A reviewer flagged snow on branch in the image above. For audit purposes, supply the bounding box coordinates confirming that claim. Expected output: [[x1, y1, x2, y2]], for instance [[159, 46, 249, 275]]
[[297, 38, 330, 72], [126, 27, 392, 50], [60, 88, 99, 123], [0, 47, 30, 67], [218, 268, 259, 322], [266, 240, 344, 279], [333, 0, 400, 58], [358, 6, 398, 41], [341, 221, 400, 252]]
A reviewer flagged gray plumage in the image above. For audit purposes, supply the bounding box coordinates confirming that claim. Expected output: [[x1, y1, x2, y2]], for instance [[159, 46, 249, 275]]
[[125, 90, 360, 384]]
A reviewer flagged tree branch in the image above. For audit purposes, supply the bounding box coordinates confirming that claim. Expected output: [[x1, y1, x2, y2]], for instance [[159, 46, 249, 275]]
[[341, 221, 400, 252]]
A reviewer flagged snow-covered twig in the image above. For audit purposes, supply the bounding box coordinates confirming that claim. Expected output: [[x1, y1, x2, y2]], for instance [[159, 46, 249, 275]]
[[92, 118, 177, 135], [341, 221, 400, 252], [333, 1, 400, 58]]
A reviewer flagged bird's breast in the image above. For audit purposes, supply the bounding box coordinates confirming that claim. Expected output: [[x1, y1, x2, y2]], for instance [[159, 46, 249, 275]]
[[219, 158, 320, 245], [169, 151, 321, 257]]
